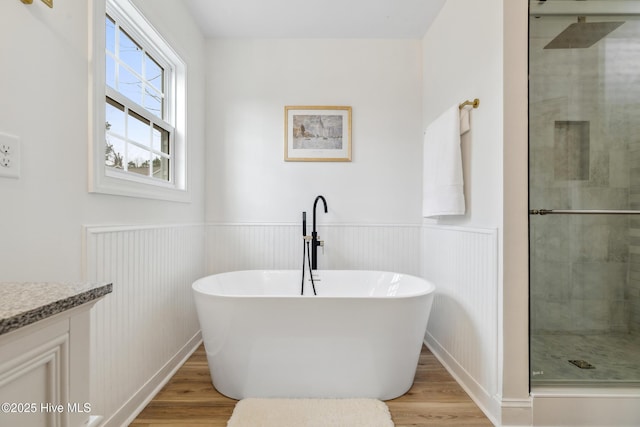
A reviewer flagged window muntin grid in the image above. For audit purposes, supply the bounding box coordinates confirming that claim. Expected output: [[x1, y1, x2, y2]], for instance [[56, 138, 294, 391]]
[[105, 96, 171, 181], [104, 13, 173, 183]]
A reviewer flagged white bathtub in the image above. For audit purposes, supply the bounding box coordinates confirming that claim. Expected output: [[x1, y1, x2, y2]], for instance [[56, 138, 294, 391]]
[[192, 270, 435, 400]]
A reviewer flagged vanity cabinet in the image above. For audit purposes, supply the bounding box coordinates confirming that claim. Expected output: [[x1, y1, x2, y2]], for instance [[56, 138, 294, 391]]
[[0, 282, 111, 427]]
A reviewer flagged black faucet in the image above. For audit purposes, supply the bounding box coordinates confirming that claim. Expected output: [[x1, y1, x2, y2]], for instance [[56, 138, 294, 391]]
[[311, 195, 327, 270]]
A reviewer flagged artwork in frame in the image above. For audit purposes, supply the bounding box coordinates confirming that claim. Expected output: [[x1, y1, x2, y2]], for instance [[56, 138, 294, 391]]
[[284, 106, 352, 162]]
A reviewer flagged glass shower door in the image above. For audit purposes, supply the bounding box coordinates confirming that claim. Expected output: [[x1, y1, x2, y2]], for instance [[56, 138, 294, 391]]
[[529, 2, 640, 386]]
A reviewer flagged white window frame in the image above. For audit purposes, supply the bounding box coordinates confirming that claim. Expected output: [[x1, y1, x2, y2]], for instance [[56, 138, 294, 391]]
[[89, 0, 189, 202]]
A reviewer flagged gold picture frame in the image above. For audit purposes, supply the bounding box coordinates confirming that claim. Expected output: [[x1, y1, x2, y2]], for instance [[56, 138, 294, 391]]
[[284, 106, 352, 162], [20, 0, 52, 7]]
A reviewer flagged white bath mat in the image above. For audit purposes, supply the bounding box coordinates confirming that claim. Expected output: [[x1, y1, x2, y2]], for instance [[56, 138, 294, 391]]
[[226, 398, 394, 427]]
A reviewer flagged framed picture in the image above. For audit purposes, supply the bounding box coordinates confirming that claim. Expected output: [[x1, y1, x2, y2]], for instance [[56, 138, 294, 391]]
[[284, 106, 352, 162]]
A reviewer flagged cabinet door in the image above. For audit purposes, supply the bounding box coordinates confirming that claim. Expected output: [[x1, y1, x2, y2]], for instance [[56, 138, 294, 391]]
[[0, 320, 69, 427]]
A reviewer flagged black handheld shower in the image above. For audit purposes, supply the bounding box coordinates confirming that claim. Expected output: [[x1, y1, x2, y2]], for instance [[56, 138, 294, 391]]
[[302, 211, 307, 236]]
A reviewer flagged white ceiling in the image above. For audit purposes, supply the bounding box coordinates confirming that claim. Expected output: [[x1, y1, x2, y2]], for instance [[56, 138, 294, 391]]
[[183, 0, 447, 39]]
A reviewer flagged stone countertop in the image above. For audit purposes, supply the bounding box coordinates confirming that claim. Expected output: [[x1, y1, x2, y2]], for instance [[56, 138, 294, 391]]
[[0, 282, 112, 336]]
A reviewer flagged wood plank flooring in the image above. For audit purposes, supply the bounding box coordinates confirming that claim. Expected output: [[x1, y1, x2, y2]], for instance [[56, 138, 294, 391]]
[[130, 344, 493, 426]]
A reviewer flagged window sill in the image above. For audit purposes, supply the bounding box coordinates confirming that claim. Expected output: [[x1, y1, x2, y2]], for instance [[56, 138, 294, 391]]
[[89, 172, 190, 203]]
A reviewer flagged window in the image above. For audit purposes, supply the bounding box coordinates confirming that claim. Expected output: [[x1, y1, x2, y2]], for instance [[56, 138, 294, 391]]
[[89, 0, 188, 201]]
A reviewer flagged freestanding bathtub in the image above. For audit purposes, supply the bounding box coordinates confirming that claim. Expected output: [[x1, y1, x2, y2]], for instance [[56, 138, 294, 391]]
[[192, 270, 435, 400]]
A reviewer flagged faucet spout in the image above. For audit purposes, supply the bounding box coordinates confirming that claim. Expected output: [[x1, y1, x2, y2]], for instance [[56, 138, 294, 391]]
[[311, 195, 328, 270], [312, 195, 328, 232]]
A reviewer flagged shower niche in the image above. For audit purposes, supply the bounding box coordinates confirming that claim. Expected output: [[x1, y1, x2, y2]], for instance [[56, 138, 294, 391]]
[[529, 1, 640, 386], [553, 120, 590, 181]]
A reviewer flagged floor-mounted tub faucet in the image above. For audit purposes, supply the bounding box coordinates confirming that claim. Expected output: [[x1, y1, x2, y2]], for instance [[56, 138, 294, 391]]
[[311, 195, 327, 270]]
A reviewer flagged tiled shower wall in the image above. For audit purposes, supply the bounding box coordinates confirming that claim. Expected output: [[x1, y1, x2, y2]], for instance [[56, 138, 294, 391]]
[[529, 32, 639, 334], [630, 160, 640, 333]]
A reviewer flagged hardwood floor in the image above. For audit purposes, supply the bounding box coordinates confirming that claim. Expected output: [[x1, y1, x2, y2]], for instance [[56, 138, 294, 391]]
[[130, 344, 493, 426]]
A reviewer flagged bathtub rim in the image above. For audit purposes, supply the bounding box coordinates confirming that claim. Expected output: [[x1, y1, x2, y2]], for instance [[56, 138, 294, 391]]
[[192, 269, 436, 299]]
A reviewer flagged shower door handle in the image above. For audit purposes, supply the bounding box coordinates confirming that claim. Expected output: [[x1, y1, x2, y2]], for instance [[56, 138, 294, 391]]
[[529, 209, 553, 215], [529, 209, 640, 215]]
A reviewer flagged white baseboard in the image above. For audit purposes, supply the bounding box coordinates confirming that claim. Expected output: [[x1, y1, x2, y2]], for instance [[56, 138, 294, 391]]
[[424, 334, 502, 426], [499, 397, 533, 426], [100, 331, 202, 427], [531, 388, 640, 426], [87, 415, 103, 427]]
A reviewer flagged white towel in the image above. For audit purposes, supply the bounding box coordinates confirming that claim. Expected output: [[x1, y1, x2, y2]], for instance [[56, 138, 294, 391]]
[[422, 105, 466, 217], [459, 107, 470, 135]]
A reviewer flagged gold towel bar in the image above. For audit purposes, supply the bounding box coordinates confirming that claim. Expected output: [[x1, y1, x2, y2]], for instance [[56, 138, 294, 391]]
[[20, 0, 52, 8], [459, 98, 480, 110]]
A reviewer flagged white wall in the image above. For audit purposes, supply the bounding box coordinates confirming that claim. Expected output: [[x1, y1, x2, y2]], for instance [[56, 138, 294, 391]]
[[85, 224, 204, 426], [0, 0, 206, 282], [421, 0, 531, 425], [421, 224, 501, 422], [0, 1, 536, 425], [0, 1, 207, 425], [502, 1, 531, 425], [206, 223, 421, 275], [421, 0, 503, 229], [205, 39, 423, 225]]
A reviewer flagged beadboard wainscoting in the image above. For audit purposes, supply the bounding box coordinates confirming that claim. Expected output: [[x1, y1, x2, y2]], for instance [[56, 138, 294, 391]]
[[81, 222, 501, 425], [421, 225, 500, 425], [205, 223, 422, 275], [83, 224, 205, 427]]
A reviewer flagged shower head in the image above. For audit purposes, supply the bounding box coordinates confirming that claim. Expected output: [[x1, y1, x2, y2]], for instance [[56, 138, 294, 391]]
[[544, 16, 624, 49]]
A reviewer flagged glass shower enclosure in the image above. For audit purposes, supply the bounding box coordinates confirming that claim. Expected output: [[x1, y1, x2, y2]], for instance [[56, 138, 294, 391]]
[[529, 0, 640, 386]]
